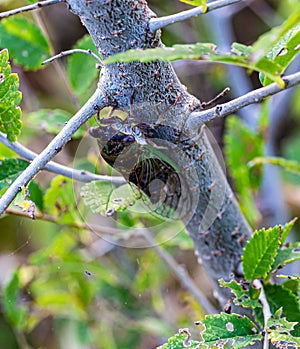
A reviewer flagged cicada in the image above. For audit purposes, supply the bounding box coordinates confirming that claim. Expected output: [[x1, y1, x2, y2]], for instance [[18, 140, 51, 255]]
[[89, 118, 200, 220]]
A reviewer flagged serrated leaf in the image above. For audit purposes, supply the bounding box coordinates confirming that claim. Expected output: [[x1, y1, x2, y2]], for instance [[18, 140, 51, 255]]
[[269, 332, 300, 348], [224, 116, 263, 225], [268, 317, 297, 334], [264, 284, 300, 336], [2, 271, 28, 329], [280, 218, 297, 243], [219, 279, 261, 309], [67, 35, 100, 97], [272, 242, 300, 273], [199, 313, 261, 348], [0, 49, 22, 141], [104, 42, 285, 86], [81, 181, 137, 216], [268, 317, 300, 348], [157, 332, 200, 349], [27, 109, 85, 138], [0, 17, 50, 70], [0, 158, 28, 192], [179, 0, 207, 12], [242, 225, 281, 281], [44, 175, 81, 224]]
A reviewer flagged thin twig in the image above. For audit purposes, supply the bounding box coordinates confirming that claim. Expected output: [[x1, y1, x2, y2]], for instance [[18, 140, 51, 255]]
[[0, 89, 104, 215], [142, 231, 218, 314], [5, 208, 125, 236], [0, 0, 64, 19], [149, 0, 241, 33], [186, 71, 300, 128], [253, 280, 271, 349], [0, 131, 125, 185], [42, 49, 103, 67]]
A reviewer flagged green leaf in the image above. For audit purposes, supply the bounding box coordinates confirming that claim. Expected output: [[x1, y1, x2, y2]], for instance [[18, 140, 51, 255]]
[[179, 0, 207, 12], [253, 8, 300, 85], [249, 156, 300, 176], [280, 218, 297, 243], [264, 284, 300, 336], [0, 49, 22, 141], [157, 332, 200, 349], [44, 175, 81, 224], [272, 242, 300, 273], [67, 35, 100, 97], [104, 42, 285, 86], [199, 313, 261, 348], [27, 109, 85, 138], [28, 180, 44, 212], [268, 316, 300, 348], [2, 271, 27, 329], [0, 17, 50, 70], [269, 331, 300, 348], [219, 279, 261, 310], [224, 116, 263, 225], [0, 158, 28, 192], [242, 225, 281, 281], [81, 181, 138, 216]]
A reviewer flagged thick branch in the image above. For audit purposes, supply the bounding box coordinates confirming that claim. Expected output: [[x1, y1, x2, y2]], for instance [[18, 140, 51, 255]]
[[186, 71, 300, 129], [0, 131, 125, 185], [0, 89, 104, 214], [149, 0, 242, 33], [0, 0, 64, 19]]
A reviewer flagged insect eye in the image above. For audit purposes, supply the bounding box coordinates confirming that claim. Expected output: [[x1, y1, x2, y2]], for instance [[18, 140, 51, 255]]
[[122, 135, 135, 143]]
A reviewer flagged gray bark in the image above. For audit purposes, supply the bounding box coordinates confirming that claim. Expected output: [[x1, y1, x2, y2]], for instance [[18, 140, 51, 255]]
[[66, 0, 252, 303]]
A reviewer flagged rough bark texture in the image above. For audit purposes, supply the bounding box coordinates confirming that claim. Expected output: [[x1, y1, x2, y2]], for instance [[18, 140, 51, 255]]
[[66, 0, 252, 302]]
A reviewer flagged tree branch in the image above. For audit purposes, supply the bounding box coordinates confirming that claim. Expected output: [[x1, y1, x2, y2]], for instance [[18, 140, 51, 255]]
[[0, 0, 64, 20], [149, 0, 242, 33], [0, 131, 125, 185], [186, 71, 300, 129], [42, 49, 102, 66], [0, 89, 104, 214]]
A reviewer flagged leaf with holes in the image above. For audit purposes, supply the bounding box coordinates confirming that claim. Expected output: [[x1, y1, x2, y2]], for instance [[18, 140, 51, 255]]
[[219, 279, 261, 310], [271, 242, 300, 274], [242, 225, 281, 281], [157, 332, 200, 349], [0, 158, 28, 193], [0, 17, 50, 70], [264, 284, 300, 336], [199, 313, 261, 348], [268, 317, 300, 348], [0, 49, 22, 141]]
